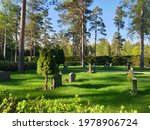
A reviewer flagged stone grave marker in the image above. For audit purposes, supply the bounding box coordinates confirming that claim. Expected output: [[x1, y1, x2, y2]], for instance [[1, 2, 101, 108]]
[[64, 65, 68, 70], [93, 63, 96, 73], [51, 72, 62, 89], [109, 63, 112, 67], [129, 68, 134, 78], [0, 71, 10, 81], [127, 63, 131, 70], [69, 72, 76, 82]]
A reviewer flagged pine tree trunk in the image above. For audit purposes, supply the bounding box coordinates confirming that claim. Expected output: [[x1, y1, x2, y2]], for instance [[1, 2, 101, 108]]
[[95, 24, 97, 56], [18, 0, 26, 73], [140, 9, 144, 69], [81, 11, 84, 67], [140, 32, 144, 69], [15, 28, 18, 62], [3, 27, 7, 60]]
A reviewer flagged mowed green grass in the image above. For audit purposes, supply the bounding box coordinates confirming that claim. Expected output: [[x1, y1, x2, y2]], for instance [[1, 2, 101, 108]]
[[0, 66, 150, 112]]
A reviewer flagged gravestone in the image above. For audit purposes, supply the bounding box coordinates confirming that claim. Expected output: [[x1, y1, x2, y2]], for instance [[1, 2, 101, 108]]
[[51, 72, 62, 89], [0, 71, 10, 81], [132, 77, 137, 95], [64, 65, 68, 70], [129, 68, 134, 78], [127, 63, 131, 70], [69, 72, 76, 82], [109, 63, 112, 67], [93, 63, 96, 73]]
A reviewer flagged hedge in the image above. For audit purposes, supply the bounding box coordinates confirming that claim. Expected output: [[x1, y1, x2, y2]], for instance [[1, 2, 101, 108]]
[[0, 61, 36, 71], [65, 55, 150, 66]]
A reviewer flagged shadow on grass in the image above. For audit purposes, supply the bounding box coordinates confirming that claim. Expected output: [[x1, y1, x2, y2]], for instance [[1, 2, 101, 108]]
[[138, 88, 150, 95], [0, 79, 27, 86], [67, 83, 120, 89]]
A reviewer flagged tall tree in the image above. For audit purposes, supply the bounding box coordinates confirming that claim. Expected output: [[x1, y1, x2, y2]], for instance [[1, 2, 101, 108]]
[[114, 6, 126, 55], [122, 0, 150, 69], [0, 0, 14, 60], [18, 0, 26, 73], [55, 0, 93, 67], [89, 6, 106, 56], [11, 3, 21, 62]]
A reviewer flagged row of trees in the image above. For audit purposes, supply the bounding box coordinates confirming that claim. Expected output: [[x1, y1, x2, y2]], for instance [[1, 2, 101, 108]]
[[59, 38, 150, 58], [0, 0, 150, 73]]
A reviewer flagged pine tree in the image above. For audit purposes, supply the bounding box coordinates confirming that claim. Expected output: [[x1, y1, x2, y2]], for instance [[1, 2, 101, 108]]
[[89, 6, 106, 56], [55, 0, 93, 67], [18, 0, 26, 73], [114, 6, 126, 55], [122, 0, 150, 69]]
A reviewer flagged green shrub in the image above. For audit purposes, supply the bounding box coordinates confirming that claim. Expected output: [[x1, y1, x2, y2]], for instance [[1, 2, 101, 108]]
[[0, 61, 36, 71], [37, 48, 58, 90], [112, 56, 127, 65], [95, 56, 112, 65], [0, 90, 17, 113], [131, 55, 140, 66], [0, 92, 138, 113], [65, 56, 80, 65]]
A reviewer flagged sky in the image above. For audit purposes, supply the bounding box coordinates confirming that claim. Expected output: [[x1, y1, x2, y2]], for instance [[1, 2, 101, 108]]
[[48, 0, 137, 44]]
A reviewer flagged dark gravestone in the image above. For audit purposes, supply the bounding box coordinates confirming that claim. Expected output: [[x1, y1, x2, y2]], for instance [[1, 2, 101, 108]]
[[127, 63, 131, 70], [69, 72, 76, 82], [51, 72, 62, 89], [64, 65, 68, 70], [93, 63, 96, 73], [0, 71, 10, 81], [132, 78, 137, 95]]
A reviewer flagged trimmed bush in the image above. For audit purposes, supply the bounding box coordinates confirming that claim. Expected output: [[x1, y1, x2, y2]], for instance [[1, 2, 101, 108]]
[[65, 56, 80, 66], [112, 56, 128, 65], [60, 55, 150, 66], [95, 56, 112, 65], [37, 48, 58, 90], [0, 61, 36, 71]]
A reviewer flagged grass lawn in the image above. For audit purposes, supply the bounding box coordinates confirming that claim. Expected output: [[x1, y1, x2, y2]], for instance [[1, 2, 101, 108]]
[[0, 66, 150, 112]]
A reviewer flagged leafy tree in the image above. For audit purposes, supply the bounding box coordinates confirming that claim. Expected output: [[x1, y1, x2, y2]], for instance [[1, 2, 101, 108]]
[[121, 40, 133, 55], [111, 32, 122, 56], [55, 0, 93, 67], [89, 6, 106, 56], [0, 0, 16, 60], [25, 0, 51, 61], [132, 45, 140, 56], [37, 48, 58, 91], [144, 44, 150, 57], [53, 30, 72, 56], [96, 39, 110, 56], [122, 0, 150, 69], [114, 6, 126, 55]]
